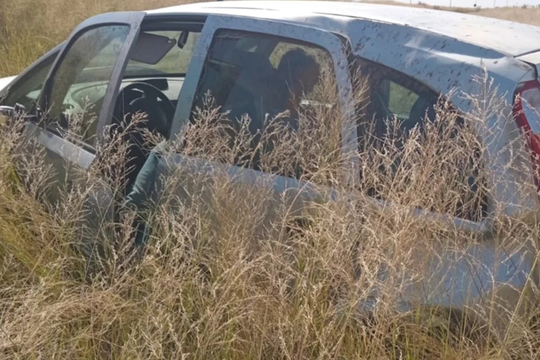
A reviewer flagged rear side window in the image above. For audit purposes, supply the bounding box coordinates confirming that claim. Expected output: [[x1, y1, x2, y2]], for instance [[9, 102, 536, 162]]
[[355, 61, 488, 221], [382, 79, 420, 120], [361, 65, 439, 139]]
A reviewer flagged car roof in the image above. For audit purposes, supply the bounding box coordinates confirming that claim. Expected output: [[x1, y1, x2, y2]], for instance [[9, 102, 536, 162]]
[[149, 1, 540, 57]]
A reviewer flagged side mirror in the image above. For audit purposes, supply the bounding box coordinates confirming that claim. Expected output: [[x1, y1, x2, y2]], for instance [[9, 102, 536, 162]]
[[0, 103, 26, 127]]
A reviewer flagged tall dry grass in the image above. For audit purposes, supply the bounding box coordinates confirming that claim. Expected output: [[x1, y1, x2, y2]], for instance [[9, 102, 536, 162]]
[[365, 0, 540, 26], [477, 7, 540, 26], [0, 67, 539, 358], [0, 0, 187, 77]]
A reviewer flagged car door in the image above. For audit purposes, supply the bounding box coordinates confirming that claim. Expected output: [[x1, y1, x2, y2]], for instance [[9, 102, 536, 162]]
[[155, 15, 356, 238], [16, 12, 145, 206]]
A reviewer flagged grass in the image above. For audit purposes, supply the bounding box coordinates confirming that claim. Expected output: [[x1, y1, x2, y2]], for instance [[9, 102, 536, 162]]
[[0, 66, 539, 359], [0, 0, 187, 78], [1, 0, 540, 359], [363, 0, 540, 26]]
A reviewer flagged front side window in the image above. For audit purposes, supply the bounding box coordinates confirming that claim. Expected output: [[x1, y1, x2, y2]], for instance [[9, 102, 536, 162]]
[[47, 25, 130, 143], [355, 61, 487, 221]]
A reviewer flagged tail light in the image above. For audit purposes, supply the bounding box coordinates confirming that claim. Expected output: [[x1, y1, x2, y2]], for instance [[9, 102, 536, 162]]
[[513, 80, 540, 194]]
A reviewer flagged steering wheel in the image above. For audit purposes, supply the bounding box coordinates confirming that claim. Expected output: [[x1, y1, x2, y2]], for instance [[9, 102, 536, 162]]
[[109, 82, 175, 194], [113, 82, 175, 139]]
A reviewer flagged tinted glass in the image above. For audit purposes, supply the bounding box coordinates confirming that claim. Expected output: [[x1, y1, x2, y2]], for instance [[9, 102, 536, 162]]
[[191, 30, 337, 177]]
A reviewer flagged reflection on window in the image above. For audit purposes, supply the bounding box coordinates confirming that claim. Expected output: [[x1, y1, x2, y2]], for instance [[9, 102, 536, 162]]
[[48, 25, 130, 144]]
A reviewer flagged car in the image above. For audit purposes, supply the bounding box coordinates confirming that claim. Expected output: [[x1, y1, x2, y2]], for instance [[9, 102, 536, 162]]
[[1, 0, 540, 334]]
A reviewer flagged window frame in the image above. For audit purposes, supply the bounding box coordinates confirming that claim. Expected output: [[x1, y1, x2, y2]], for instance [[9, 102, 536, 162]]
[[171, 15, 357, 184]]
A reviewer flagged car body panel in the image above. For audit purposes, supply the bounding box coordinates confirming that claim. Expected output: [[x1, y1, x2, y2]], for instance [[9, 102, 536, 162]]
[[0, 76, 15, 93], [518, 51, 540, 79], [146, 11, 538, 328], [153, 154, 538, 331]]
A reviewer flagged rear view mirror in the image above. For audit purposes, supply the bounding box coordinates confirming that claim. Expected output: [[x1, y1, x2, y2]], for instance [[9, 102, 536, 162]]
[[178, 31, 189, 49]]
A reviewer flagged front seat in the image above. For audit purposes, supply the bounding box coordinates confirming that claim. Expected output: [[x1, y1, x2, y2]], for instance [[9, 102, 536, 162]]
[[223, 51, 280, 134]]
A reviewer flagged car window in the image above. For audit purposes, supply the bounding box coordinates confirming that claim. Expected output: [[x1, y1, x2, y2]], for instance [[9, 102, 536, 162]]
[[1, 50, 58, 110], [383, 79, 420, 120], [355, 62, 488, 221], [368, 73, 438, 138], [47, 25, 130, 144], [190, 30, 336, 175]]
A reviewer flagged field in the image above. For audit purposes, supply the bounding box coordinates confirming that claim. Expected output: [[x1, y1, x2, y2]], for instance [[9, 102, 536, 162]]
[[1, 0, 540, 359], [363, 1, 540, 26]]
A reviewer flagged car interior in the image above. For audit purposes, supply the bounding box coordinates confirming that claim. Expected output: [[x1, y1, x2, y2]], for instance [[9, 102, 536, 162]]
[[54, 25, 203, 192]]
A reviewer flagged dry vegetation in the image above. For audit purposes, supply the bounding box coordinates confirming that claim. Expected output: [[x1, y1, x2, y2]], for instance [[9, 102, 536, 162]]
[[0, 0, 186, 77], [1, 0, 540, 359], [0, 69, 539, 359], [475, 6, 540, 25], [363, 0, 540, 26]]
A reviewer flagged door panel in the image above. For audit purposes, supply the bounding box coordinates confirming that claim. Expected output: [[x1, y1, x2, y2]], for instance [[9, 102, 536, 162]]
[[160, 15, 355, 237]]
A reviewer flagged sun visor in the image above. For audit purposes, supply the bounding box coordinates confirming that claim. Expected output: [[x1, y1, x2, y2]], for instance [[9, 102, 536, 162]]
[[130, 32, 176, 65]]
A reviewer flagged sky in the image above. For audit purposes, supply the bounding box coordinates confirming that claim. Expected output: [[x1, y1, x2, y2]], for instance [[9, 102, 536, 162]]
[[388, 0, 539, 7]]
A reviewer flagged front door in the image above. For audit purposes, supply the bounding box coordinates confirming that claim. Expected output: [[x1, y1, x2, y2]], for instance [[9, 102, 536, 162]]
[[17, 12, 145, 206]]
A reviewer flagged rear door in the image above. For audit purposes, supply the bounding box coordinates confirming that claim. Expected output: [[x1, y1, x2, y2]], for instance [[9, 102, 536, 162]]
[[157, 15, 356, 236], [17, 12, 145, 206]]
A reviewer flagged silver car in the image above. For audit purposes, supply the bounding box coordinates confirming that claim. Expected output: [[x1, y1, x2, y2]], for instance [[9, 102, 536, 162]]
[[1, 1, 540, 332]]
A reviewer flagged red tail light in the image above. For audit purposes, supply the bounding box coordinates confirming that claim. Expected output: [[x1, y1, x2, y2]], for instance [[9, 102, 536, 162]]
[[514, 80, 540, 193]]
